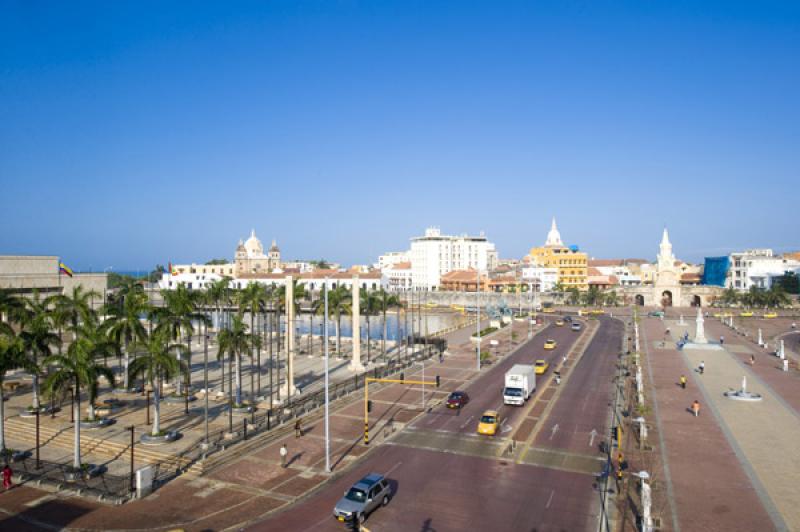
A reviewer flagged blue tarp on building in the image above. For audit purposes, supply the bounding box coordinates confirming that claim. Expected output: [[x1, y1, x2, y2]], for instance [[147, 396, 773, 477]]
[[702, 256, 729, 286]]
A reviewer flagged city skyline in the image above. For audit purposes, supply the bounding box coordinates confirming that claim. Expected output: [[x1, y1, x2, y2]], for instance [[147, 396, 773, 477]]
[[2, 2, 798, 269]]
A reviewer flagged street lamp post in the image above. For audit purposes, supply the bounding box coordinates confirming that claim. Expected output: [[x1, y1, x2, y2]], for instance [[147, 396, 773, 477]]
[[145, 389, 150, 425], [476, 269, 481, 372], [35, 408, 40, 469], [324, 278, 331, 473], [129, 425, 135, 492], [204, 327, 209, 445]]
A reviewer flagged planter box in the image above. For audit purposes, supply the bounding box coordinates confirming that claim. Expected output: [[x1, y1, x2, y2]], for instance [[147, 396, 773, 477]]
[[140, 431, 180, 445]]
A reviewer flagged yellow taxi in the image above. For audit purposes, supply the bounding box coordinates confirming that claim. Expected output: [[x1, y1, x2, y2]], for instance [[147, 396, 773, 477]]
[[534, 359, 549, 375], [739, 311, 753, 317], [578, 309, 589, 316], [544, 339, 557, 350], [477, 410, 499, 436], [555, 319, 565, 326], [764, 312, 778, 319], [713, 312, 723, 318], [590, 309, 605, 315]]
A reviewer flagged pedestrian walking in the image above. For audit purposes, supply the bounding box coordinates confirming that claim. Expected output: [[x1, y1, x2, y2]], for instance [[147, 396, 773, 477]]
[[691, 400, 700, 417], [720, 335, 724, 345], [280, 444, 288, 467], [750, 354, 756, 366], [680, 375, 687, 389], [295, 418, 302, 438], [2, 464, 12, 490], [699, 361, 705, 375]]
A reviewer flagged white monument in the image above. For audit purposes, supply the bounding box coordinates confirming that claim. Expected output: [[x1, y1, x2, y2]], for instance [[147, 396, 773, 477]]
[[695, 307, 707, 344], [757, 328, 763, 346], [779, 340, 785, 360], [281, 275, 297, 397]]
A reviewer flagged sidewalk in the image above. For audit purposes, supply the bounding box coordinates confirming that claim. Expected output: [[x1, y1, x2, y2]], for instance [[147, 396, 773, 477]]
[[639, 317, 774, 532]]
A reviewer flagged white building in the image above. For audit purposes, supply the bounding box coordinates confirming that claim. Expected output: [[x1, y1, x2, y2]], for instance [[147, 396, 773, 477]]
[[521, 266, 559, 292], [159, 270, 387, 293], [727, 249, 800, 290], [384, 261, 412, 292], [377, 251, 410, 271], [409, 227, 498, 291], [589, 260, 643, 286]]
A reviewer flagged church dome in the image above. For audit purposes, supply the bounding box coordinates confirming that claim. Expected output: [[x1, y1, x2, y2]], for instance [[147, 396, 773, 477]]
[[244, 229, 265, 258], [269, 238, 280, 253], [545, 217, 564, 247]]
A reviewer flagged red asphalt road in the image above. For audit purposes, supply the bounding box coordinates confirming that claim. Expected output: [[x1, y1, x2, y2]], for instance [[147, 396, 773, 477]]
[[250, 320, 617, 532], [248, 443, 597, 532], [533, 317, 622, 454], [411, 321, 582, 435]]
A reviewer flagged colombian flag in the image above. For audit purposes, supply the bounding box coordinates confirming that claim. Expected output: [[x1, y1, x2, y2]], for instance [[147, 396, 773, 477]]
[[59, 262, 74, 277], [169, 262, 178, 276]]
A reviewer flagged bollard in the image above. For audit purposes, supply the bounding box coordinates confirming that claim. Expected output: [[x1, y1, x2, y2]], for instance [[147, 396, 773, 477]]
[[243, 419, 248, 441], [267, 410, 272, 431]]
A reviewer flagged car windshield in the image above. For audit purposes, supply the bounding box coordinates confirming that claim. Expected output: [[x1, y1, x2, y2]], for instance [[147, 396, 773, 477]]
[[504, 387, 523, 396], [480, 415, 497, 423], [448, 393, 462, 400], [345, 488, 367, 503], [535, 362, 545, 367]]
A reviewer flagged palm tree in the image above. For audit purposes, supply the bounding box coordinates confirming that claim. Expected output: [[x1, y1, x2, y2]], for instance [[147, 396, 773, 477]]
[[239, 282, 267, 397], [19, 292, 61, 412], [1, 321, 31, 453], [156, 284, 201, 395], [376, 289, 401, 359], [58, 285, 101, 342], [43, 321, 116, 469], [0, 288, 25, 325], [567, 288, 580, 306], [104, 282, 148, 389], [360, 289, 380, 363], [128, 329, 185, 437], [721, 287, 740, 308], [605, 290, 619, 307], [326, 285, 351, 355], [217, 314, 252, 407]]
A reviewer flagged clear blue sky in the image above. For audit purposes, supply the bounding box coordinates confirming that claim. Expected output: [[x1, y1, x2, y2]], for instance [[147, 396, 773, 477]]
[[2, 1, 798, 271]]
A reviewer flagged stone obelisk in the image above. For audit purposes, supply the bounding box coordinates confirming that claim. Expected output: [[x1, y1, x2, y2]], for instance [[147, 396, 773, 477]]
[[694, 307, 708, 344], [349, 276, 365, 372], [284, 275, 297, 397]]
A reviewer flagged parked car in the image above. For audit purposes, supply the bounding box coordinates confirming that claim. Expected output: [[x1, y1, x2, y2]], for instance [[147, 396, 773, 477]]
[[446, 391, 470, 409], [333, 473, 392, 524], [544, 339, 557, 350]]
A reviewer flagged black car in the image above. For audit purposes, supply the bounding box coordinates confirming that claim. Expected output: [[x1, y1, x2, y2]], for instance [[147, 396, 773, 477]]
[[564, 316, 573, 323], [446, 391, 470, 409]]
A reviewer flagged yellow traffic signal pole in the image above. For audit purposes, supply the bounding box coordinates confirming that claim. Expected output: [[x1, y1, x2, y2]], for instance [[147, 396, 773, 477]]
[[364, 377, 438, 445]]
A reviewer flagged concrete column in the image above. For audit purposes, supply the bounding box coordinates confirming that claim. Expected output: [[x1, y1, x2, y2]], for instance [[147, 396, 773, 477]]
[[350, 276, 364, 372], [284, 276, 297, 397]]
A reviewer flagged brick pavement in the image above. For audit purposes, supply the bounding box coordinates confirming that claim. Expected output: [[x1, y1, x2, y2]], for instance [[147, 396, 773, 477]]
[[640, 317, 775, 532]]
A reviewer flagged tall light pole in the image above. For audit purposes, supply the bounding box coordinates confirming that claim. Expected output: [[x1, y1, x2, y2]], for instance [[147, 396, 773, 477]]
[[324, 278, 331, 473], [476, 268, 481, 372]]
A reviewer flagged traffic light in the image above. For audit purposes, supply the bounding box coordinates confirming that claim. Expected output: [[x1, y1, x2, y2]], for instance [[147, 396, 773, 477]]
[[367, 400, 373, 413], [435, 375, 441, 388]]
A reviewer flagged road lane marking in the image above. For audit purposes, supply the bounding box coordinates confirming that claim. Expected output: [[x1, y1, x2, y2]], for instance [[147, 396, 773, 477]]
[[384, 461, 403, 477], [546, 489, 555, 509], [459, 415, 474, 429], [549, 423, 559, 439]]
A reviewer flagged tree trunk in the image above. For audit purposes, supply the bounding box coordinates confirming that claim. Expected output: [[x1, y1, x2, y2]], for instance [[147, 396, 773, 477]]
[[0, 382, 6, 451], [73, 384, 81, 468], [382, 306, 388, 359], [366, 315, 371, 363], [32, 373, 40, 410], [123, 337, 130, 390], [235, 351, 242, 406], [336, 312, 342, 354]]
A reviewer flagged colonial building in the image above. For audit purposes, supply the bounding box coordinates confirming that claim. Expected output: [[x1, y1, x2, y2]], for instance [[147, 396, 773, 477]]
[[726, 249, 800, 290], [528, 218, 588, 291], [171, 230, 281, 279], [384, 261, 413, 292], [625, 229, 722, 307]]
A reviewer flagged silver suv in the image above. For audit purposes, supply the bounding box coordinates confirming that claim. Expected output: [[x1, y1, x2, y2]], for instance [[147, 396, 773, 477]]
[[333, 473, 392, 524]]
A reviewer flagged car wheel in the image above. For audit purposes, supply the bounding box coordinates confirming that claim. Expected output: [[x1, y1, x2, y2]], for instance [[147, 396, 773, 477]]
[[382, 495, 390, 506]]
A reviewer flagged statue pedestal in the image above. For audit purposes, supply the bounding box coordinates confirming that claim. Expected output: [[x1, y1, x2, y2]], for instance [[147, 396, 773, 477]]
[[683, 342, 725, 351], [348, 361, 365, 373]]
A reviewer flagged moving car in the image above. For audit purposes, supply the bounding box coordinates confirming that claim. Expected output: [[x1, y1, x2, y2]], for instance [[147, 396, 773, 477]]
[[764, 312, 778, 319], [648, 311, 664, 318], [590, 309, 605, 315], [571, 322, 582, 331], [534, 359, 549, 375], [543, 307, 556, 313], [544, 339, 557, 350], [446, 391, 469, 409], [739, 311, 753, 317], [477, 410, 499, 436], [555, 319, 565, 326], [333, 473, 392, 524]]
